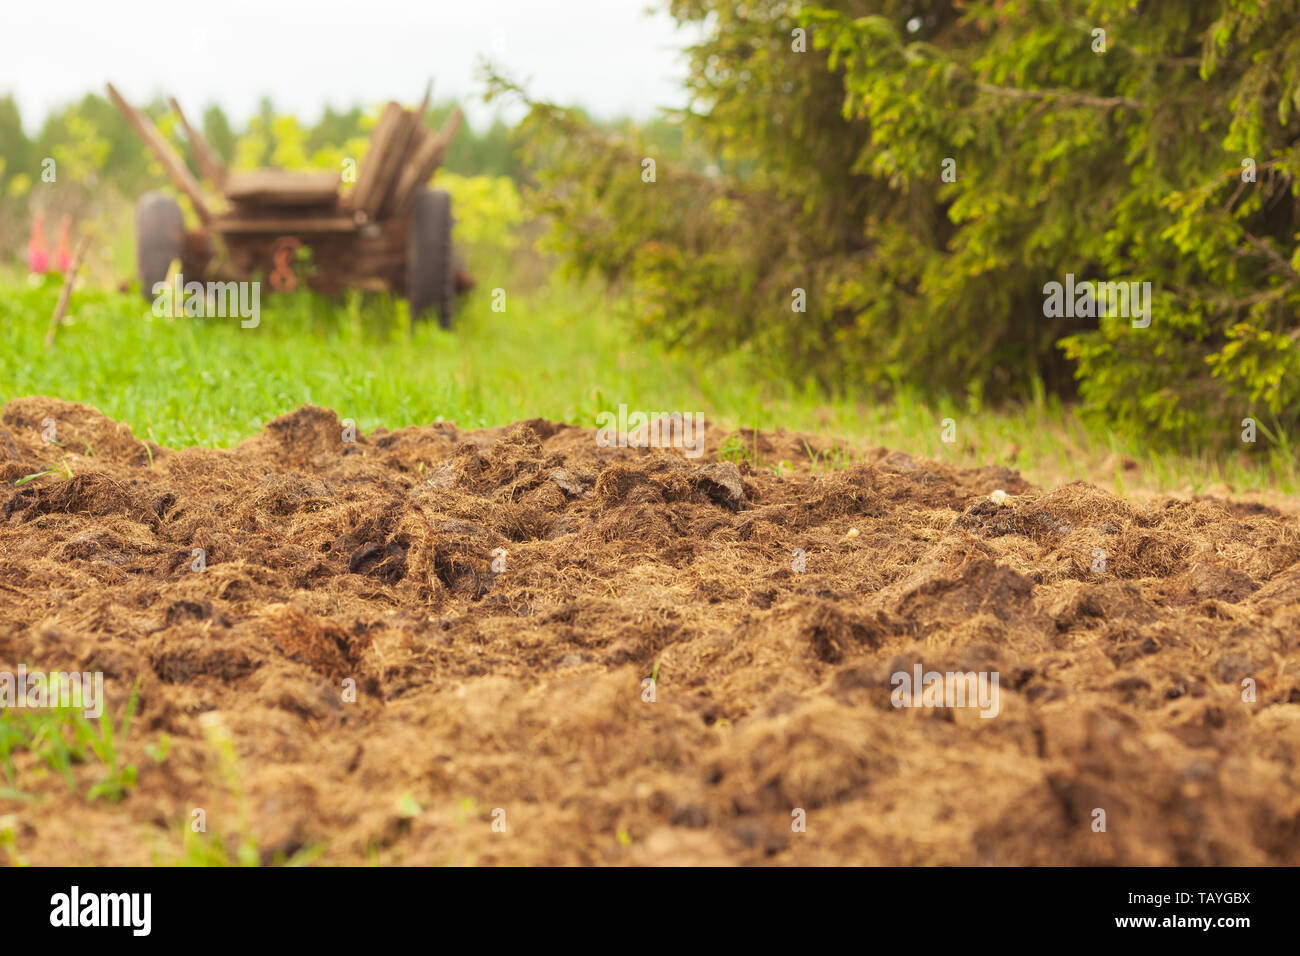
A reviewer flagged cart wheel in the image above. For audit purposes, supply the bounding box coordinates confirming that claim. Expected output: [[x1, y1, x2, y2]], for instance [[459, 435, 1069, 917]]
[[136, 192, 184, 300], [407, 188, 457, 329]]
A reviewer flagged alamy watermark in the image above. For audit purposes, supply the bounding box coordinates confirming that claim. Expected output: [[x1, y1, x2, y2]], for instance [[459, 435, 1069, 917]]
[[49, 886, 150, 936], [596, 404, 705, 458], [152, 274, 260, 328], [1042, 273, 1151, 328], [0, 666, 103, 719], [890, 664, 1000, 718]]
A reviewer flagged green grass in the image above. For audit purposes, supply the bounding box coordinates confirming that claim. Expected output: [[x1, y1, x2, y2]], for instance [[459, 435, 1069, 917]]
[[0, 679, 140, 803], [1, 263, 1295, 497]]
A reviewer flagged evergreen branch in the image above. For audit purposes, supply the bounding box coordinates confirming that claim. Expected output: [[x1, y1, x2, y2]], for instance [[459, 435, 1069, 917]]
[[976, 84, 1143, 111]]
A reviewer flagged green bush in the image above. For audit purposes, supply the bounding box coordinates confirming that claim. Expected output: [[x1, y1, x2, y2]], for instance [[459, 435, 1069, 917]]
[[500, 0, 1300, 449]]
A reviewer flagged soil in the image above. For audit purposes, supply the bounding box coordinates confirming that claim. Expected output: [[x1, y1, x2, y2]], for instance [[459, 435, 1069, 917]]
[[1, 397, 1298, 865]]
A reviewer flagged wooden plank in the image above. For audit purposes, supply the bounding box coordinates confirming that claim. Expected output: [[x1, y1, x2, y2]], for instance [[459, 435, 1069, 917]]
[[360, 107, 422, 219], [45, 234, 92, 349], [386, 127, 435, 218], [170, 97, 228, 191], [353, 83, 432, 219], [106, 83, 213, 225], [349, 102, 404, 215], [215, 216, 357, 234], [388, 108, 464, 218], [224, 170, 340, 206]]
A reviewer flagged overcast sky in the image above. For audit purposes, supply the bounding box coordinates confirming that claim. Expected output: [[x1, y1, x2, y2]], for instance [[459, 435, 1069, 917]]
[[1, 0, 700, 132]]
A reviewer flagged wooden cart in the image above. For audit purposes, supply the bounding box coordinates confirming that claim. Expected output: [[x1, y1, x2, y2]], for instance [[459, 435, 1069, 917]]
[[107, 82, 471, 327]]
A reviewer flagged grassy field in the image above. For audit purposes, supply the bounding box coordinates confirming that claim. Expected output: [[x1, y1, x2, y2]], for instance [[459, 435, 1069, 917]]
[[1, 261, 1296, 501]]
